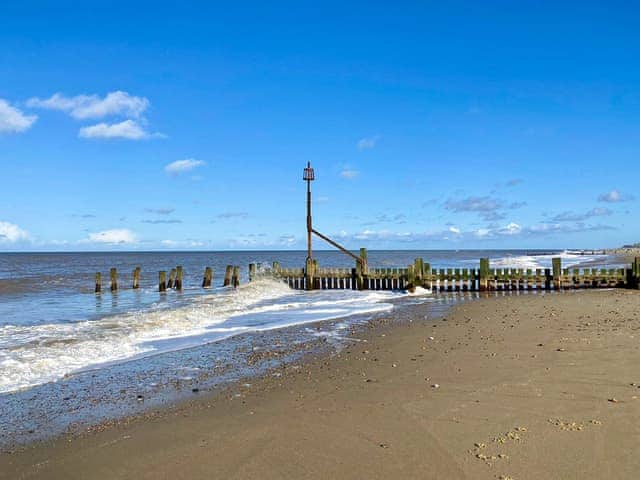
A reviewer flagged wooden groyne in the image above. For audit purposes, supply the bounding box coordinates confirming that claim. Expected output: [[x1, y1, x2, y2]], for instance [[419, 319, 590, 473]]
[[94, 255, 640, 295], [272, 252, 640, 293]]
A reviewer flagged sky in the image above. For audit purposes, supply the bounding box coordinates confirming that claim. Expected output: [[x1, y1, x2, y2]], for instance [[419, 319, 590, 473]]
[[0, 1, 638, 251]]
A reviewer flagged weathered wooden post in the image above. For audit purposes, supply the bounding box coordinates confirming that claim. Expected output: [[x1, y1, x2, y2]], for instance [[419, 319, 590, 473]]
[[414, 258, 423, 287], [423, 262, 432, 290], [110, 268, 118, 292], [167, 268, 176, 289], [407, 264, 416, 292], [175, 266, 183, 291], [552, 257, 562, 290], [223, 265, 233, 286], [633, 257, 640, 289], [479, 258, 489, 292], [544, 268, 552, 290], [249, 263, 256, 282], [202, 267, 212, 288], [355, 248, 368, 290], [159, 271, 167, 292], [232, 266, 240, 288], [305, 258, 315, 290], [272, 261, 281, 275], [132, 267, 141, 289], [95, 272, 102, 294]]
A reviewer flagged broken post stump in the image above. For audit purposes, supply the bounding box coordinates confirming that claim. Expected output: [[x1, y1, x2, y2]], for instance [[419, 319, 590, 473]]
[[223, 265, 233, 286], [175, 266, 183, 291], [132, 266, 141, 289], [110, 268, 118, 292], [159, 271, 167, 292], [202, 267, 213, 288]]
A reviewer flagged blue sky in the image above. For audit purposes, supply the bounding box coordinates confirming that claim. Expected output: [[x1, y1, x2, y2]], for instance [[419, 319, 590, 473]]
[[0, 1, 638, 251]]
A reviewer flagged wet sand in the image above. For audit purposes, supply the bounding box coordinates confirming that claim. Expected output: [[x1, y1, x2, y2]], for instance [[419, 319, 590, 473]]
[[2, 289, 640, 479]]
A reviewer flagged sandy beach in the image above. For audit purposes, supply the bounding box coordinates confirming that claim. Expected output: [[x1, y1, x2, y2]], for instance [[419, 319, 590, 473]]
[[2, 289, 640, 479]]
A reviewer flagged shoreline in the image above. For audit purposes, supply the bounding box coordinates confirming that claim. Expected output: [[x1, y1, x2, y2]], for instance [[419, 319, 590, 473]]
[[0, 291, 457, 449], [3, 289, 640, 478]]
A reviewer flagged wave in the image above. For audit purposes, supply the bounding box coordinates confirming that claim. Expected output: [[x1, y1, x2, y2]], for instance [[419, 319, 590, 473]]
[[0, 278, 401, 394]]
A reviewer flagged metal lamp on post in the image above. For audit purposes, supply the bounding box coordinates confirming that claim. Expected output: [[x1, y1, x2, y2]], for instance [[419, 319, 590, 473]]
[[303, 162, 315, 290]]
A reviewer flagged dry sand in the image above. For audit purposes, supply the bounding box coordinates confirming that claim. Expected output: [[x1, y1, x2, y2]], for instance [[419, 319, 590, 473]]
[[2, 289, 640, 479]]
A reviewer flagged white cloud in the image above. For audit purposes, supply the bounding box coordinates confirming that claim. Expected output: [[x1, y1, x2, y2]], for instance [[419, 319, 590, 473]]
[[500, 222, 522, 235], [340, 169, 359, 179], [160, 239, 204, 248], [0, 221, 30, 243], [357, 135, 380, 150], [448, 226, 461, 235], [78, 120, 154, 140], [87, 229, 137, 244], [598, 189, 634, 203], [0, 99, 37, 134], [27, 91, 149, 119], [165, 159, 206, 176]]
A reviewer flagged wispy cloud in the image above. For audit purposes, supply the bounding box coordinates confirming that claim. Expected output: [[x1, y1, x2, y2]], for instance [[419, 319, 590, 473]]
[[87, 229, 137, 244], [78, 119, 162, 140], [340, 168, 359, 179], [362, 213, 407, 226], [27, 91, 149, 119], [215, 212, 249, 220], [357, 135, 380, 150], [165, 159, 206, 176], [551, 207, 612, 222], [444, 196, 525, 221], [0, 99, 37, 134], [145, 207, 174, 215], [141, 219, 183, 224], [0, 221, 30, 243], [598, 189, 635, 203], [330, 219, 615, 245]]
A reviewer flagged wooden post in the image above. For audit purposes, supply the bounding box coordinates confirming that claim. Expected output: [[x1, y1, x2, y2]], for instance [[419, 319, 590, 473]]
[[95, 272, 102, 294], [167, 268, 176, 289], [249, 263, 256, 282], [202, 267, 212, 288], [159, 271, 167, 292], [232, 266, 240, 288], [272, 261, 281, 275], [479, 258, 489, 292], [407, 265, 416, 292], [223, 265, 233, 286], [355, 248, 367, 290], [552, 257, 562, 290], [305, 257, 315, 290], [544, 268, 552, 290], [132, 267, 141, 289], [110, 268, 118, 292], [423, 262, 432, 290], [175, 266, 183, 290]]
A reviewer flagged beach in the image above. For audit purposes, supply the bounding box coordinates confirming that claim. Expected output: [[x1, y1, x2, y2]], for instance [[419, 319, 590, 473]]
[[3, 288, 639, 479]]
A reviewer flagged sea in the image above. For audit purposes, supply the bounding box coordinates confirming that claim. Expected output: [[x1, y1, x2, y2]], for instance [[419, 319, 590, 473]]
[[0, 249, 619, 446]]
